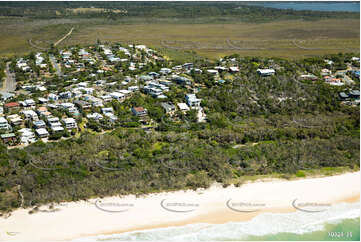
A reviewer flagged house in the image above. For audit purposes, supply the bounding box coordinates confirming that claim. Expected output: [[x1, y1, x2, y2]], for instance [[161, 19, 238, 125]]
[[159, 68, 172, 75], [132, 107, 147, 117], [1, 133, 16, 144], [48, 93, 59, 101], [87, 96, 103, 108], [159, 80, 172, 86], [299, 74, 318, 81], [349, 90, 360, 100], [214, 66, 227, 72], [177, 103, 190, 112], [47, 117, 63, 131], [328, 78, 344, 86], [101, 107, 114, 115], [104, 112, 118, 122], [19, 128, 36, 144], [33, 120, 46, 129], [37, 106, 49, 116], [63, 118, 77, 130], [51, 126, 64, 133], [161, 102, 176, 115], [207, 69, 219, 75], [229, 66, 239, 72], [173, 76, 191, 86], [128, 86, 139, 92], [100, 95, 112, 102], [59, 102, 76, 111], [59, 91, 72, 99], [7, 114, 22, 126], [139, 75, 154, 82], [86, 113, 103, 121], [110, 92, 125, 101], [35, 128, 49, 138], [119, 89, 132, 97], [257, 68, 275, 76], [0, 91, 15, 101], [0, 117, 10, 130], [4, 102, 20, 112], [182, 63, 193, 70], [22, 110, 39, 121], [74, 100, 91, 110], [185, 94, 201, 109], [38, 97, 48, 104], [320, 69, 332, 76]]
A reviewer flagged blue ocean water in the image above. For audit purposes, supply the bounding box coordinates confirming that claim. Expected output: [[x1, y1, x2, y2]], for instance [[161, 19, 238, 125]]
[[247, 2, 360, 12], [73, 202, 360, 241]]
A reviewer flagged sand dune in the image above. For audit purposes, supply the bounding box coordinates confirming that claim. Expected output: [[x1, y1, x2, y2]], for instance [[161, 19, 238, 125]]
[[0, 172, 359, 242]]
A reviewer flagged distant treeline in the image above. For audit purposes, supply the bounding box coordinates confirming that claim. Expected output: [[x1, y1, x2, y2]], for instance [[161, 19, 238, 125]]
[[0, 1, 358, 22]]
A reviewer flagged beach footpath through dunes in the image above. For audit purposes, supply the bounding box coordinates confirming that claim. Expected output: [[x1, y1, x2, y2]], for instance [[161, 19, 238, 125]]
[[0, 172, 359, 242]]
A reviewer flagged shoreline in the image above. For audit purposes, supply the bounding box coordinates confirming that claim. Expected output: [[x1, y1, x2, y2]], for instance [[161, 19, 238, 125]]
[[94, 194, 360, 240], [0, 172, 359, 242]]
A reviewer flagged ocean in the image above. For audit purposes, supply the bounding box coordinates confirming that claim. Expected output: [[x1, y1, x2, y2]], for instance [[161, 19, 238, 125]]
[[246, 2, 360, 12], [74, 202, 360, 241]]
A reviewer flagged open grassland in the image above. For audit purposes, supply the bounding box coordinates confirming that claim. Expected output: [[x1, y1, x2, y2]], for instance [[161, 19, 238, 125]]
[[0, 17, 359, 59]]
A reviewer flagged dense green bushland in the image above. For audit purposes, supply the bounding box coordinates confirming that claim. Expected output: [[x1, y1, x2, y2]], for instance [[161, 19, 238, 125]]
[[0, 52, 359, 214]]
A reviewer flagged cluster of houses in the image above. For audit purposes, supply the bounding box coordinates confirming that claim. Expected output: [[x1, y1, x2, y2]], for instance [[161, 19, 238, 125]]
[[0, 43, 212, 147], [0, 43, 359, 147]]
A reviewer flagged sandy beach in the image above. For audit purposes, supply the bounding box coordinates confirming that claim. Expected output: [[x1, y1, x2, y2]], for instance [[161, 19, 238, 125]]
[[0, 172, 359, 242]]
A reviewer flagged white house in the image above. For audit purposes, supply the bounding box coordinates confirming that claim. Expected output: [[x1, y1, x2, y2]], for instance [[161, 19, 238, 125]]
[[177, 103, 190, 112], [36, 128, 49, 138], [0, 117, 10, 130], [110, 92, 125, 101], [257, 68, 275, 76], [63, 118, 77, 129], [185, 94, 201, 109]]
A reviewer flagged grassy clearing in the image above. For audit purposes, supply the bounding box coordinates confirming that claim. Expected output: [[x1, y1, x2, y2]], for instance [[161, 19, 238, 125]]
[[0, 18, 359, 59]]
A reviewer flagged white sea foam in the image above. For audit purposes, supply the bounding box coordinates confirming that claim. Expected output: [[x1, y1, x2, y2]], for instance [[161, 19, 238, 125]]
[[73, 202, 359, 241]]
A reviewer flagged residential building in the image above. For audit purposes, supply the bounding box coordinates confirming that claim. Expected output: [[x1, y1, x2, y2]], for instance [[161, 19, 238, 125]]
[[257, 68, 275, 76], [161, 102, 176, 115], [63, 118, 77, 130], [87, 113, 103, 121], [0, 117, 10, 130], [35, 128, 49, 138], [132, 107, 147, 117], [177, 103, 190, 112], [33, 120, 46, 129], [4, 102, 20, 112], [22, 110, 39, 121], [1, 133, 16, 144], [110, 92, 125, 101], [185, 94, 201, 109], [7, 114, 22, 126]]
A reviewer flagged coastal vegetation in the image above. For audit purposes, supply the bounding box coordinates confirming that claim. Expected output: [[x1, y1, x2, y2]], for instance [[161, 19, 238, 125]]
[[0, 50, 359, 215]]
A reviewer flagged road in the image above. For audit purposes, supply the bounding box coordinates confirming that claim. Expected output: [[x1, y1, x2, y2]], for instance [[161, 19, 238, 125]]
[[0, 62, 16, 93], [50, 55, 62, 77], [54, 27, 74, 47]]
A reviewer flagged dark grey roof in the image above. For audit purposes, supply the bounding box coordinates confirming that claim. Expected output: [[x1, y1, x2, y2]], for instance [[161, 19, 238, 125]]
[[339, 92, 349, 98], [161, 102, 175, 112], [349, 90, 360, 96]]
